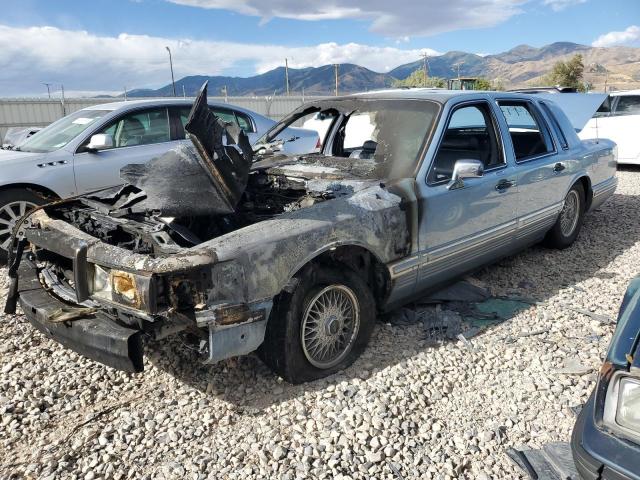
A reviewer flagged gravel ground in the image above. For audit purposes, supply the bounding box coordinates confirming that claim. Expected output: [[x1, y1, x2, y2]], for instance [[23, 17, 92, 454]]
[[1, 169, 640, 480]]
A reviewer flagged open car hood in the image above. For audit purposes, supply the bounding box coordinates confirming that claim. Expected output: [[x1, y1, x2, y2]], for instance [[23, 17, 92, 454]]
[[103, 82, 253, 217], [532, 93, 607, 132]]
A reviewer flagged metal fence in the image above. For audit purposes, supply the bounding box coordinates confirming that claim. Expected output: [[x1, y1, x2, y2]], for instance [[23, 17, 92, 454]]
[[0, 95, 328, 141]]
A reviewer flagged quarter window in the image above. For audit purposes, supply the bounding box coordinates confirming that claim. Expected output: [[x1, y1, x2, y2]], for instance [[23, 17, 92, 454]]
[[497, 101, 553, 161], [428, 103, 503, 184], [540, 102, 568, 150], [93, 108, 170, 149]]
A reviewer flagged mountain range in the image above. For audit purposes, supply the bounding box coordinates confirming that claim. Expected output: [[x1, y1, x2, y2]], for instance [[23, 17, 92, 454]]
[[126, 42, 640, 97]]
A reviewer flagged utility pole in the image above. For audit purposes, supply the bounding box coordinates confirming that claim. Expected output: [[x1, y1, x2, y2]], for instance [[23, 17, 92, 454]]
[[222, 85, 228, 103], [165, 46, 176, 97], [285, 58, 290, 96], [334, 64, 339, 96], [60, 84, 66, 115], [183, 85, 186, 98], [124, 86, 128, 101], [420, 53, 429, 87], [43, 83, 52, 99], [455, 62, 464, 79]]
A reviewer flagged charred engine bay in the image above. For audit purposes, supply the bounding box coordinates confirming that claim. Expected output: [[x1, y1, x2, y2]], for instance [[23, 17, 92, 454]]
[[51, 170, 335, 256]]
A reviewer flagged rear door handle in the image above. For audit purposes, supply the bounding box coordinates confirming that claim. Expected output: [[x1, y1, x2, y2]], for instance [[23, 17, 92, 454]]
[[495, 179, 515, 191], [553, 162, 566, 172]]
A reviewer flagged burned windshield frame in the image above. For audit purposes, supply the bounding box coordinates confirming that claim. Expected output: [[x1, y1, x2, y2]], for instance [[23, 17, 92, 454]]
[[257, 98, 441, 180]]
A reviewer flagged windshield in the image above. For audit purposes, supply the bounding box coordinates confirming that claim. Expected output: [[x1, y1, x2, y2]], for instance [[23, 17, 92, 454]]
[[258, 99, 440, 179], [19, 109, 109, 153]]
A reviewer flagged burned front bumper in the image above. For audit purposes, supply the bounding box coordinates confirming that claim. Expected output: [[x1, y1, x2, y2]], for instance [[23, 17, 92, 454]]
[[8, 210, 271, 372], [17, 256, 144, 372]]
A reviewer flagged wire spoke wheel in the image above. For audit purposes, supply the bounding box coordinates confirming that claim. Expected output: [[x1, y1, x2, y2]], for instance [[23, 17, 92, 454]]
[[559, 190, 580, 237], [0, 201, 36, 251], [301, 284, 360, 369]]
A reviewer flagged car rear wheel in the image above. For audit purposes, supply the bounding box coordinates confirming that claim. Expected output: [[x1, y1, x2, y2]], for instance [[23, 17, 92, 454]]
[[0, 189, 45, 264], [544, 182, 585, 249], [259, 265, 375, 384]]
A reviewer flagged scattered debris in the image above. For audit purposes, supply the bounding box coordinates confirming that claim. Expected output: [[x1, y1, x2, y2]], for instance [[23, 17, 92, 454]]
[[554, 358, 592, 375], [508, 443, 580, 480], [561, 303, 615, 325]]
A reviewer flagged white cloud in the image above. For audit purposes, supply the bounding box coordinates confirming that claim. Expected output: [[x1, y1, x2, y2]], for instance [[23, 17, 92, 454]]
[[168, 0, 527, 37], [0, 24, 439, 96], [592, 25, 640, 48], [542, 0, 586, 11]]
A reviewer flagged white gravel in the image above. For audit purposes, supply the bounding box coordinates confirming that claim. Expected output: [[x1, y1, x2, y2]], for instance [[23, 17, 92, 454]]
[[2, 169, 640, 479]]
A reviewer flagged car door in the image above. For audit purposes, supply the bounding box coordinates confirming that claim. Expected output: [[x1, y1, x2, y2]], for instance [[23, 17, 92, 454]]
[[495, 99, 570, 244], [414, 100, 518, 289], [73, 106, 177, 193]]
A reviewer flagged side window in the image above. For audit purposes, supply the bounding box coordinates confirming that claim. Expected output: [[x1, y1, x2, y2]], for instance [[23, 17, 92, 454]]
[[211, 108, 238, 127], [428, 103, 503, 184], [497, 101, 553, 161], [94, 108, 170, 148], [614, 95, 640, 116]]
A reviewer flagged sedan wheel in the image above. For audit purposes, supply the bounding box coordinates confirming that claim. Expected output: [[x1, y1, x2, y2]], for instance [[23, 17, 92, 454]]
[[559, 189, 580, 237], [258, 265, 375, 384], [301, 285, 361, 369], [0, 200, 37, 251], [544, 182, 585, 249]]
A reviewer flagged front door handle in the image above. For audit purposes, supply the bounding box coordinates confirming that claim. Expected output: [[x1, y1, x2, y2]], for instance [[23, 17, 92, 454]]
[[495, 179, 515, 191], [553, 162, 566, 172]]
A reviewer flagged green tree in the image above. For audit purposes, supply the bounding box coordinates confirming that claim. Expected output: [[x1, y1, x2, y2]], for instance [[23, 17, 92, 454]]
[[544, 54, 586, 91], [474, 78, 493, 90], [393, 69, 446, 88]]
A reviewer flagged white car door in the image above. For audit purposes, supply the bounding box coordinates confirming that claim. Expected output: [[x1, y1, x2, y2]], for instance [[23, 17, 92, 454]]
[[73, 107, 180, 193]]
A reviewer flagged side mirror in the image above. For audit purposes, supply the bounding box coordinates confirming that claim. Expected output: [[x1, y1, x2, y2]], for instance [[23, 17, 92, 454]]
[[86, 134, 113, 152], [448, 159, 483, 190]]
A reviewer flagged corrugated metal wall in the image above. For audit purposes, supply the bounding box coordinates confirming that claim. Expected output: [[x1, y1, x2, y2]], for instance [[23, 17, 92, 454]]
[[0, 96, 327, 141]]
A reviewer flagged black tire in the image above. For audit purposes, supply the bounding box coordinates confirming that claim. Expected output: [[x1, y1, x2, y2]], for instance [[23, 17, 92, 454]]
[[544, 182, 585, 249], [258, 264, 376, 384], [0, 188, 47, 264]]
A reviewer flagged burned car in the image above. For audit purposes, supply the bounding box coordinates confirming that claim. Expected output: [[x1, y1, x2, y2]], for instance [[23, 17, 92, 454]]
[[5, 85, 617, 383]]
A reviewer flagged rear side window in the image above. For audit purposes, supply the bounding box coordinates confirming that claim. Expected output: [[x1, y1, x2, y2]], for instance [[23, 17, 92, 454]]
[[540, 102, 568, 150], [614, 95, 640, 116], [173, 106, 255, 140], [497, 101, 553, 161]]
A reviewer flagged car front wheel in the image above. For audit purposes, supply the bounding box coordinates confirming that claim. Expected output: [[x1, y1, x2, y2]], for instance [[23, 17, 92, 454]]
[[544, 182, 585, 249], [259, 265, 375, 384], [0, 189, 45, 263]]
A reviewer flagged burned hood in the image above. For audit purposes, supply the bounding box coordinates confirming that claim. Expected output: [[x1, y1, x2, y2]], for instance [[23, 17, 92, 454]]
[[115, 82, 253, 216]]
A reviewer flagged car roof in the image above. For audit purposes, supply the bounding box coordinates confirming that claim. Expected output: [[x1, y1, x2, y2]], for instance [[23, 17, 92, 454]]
[[332, 88, 538, 103], [81, 98, 258, 114], [610, 89, 640, 97]]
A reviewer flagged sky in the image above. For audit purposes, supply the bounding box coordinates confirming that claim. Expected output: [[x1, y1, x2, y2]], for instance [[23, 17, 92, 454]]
[[0, 0, 638, 96]]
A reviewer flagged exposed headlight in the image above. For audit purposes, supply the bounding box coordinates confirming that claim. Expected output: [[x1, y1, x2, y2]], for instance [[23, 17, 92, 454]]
[[603, 373, 640, 442], [90, 265, 144, 309], [617, 377, 640, 432]]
